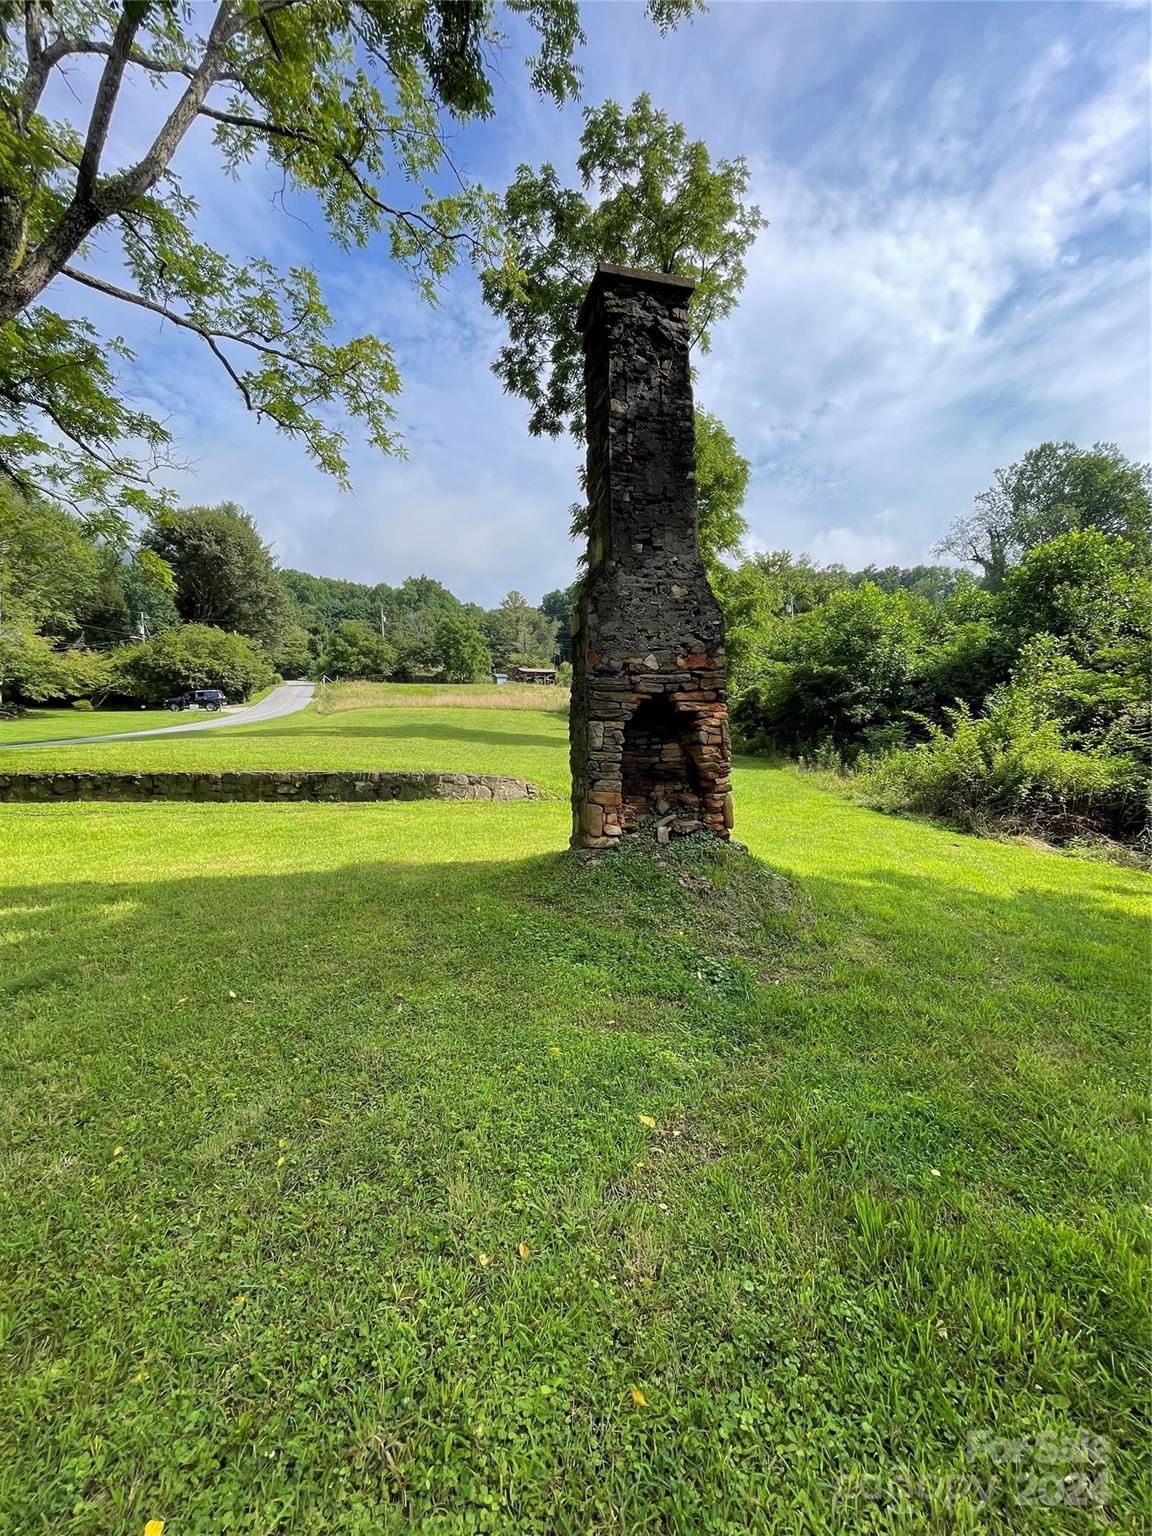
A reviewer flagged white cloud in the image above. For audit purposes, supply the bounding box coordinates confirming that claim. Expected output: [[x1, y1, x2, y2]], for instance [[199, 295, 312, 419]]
[[40, 2, 1151, 597], [807, 525, 904, 570], [697, 30, 1150, 569]]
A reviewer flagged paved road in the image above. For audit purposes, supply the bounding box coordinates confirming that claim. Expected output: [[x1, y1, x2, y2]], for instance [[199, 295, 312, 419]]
[[1, 680, 316, 751]]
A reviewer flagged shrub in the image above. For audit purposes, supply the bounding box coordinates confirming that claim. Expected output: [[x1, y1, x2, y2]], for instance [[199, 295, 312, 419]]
[[111, 624, 275, 703], [0, 629, 111, 704], [730, 584, 934, 755], [858, 690, 1147, 843], [71, 698, 95, 711]]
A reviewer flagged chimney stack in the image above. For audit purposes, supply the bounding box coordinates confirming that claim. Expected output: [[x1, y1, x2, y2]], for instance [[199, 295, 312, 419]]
[[569, 263, 733, 849]]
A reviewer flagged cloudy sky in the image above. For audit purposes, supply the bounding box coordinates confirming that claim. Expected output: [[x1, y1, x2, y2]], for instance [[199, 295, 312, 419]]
[[63, 1, 1151, 605]]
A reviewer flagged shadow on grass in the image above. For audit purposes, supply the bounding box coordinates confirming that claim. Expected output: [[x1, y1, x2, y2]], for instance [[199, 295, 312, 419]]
[[2, 836, 1145, 1066], [2, 843, 1145, 1239], [0, 848, 792, 1053], [1, 839, 1147, 1530], [227, 720, 570, 751]]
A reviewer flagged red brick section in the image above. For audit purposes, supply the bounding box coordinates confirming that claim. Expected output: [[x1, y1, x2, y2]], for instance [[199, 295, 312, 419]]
[[569, 264, 733, 849]]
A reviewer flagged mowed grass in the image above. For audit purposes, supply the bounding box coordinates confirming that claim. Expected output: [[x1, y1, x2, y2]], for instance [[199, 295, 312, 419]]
[[1, 694, 572, 796], [0, 685, 285, 748], [0, 703, 1148, 1534], [0, 705, 177, 743]]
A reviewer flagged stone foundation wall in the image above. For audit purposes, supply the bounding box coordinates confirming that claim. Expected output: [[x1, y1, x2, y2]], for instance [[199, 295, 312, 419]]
[[0, 770, 541, 804]]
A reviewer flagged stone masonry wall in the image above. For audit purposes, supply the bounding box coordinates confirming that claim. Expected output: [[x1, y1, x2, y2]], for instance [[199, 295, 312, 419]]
[[0, 771, 541, 804], [569, 263, 732, 849]]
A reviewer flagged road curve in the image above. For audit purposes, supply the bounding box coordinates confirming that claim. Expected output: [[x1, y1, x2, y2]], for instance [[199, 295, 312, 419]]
[[1, 680, 316, 751]]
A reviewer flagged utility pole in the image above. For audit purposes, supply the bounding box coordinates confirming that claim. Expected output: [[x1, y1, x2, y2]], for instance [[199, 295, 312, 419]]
[[379, 605, 386, 641], [137, 610, 148, 642]]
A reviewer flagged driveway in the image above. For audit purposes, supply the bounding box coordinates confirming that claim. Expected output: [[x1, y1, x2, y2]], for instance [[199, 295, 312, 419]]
[[1, 680, 316, 750]]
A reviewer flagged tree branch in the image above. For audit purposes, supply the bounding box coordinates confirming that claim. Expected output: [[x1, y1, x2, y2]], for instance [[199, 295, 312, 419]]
[[19, 391, 149, 478], [16, 0, 49, 123], [23, 1, 46, 64], [77, 7, 142, 201], [60, 264, 338, 416], [196, 105, 487, 259], [99, 3, 242, 207], [2, 3, 245, 320], [29, 35, 244, 86]]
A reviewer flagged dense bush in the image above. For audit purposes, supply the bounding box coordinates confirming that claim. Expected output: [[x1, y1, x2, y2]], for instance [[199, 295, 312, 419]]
[[0, 628, 111, 704], [111, 624, 275, 702], [730, 583, 936, 754], [725, 512, 1150, 845], [858, 689, 1147, 843], [316, 621, 394, 680]]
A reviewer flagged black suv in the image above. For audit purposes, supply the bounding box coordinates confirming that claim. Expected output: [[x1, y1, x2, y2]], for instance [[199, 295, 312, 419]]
[[164, 689, 227, 712]]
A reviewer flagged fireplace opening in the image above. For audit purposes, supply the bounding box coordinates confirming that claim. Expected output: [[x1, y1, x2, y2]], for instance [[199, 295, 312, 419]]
[[620, 695, 703, 827]]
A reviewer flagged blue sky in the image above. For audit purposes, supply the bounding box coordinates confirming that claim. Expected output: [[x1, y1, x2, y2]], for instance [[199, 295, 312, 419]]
[[64, 1, 1151, 604]]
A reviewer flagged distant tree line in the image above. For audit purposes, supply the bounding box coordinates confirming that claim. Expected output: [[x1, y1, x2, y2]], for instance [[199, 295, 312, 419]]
[[281, 573, 565, 683], [0, 492, 572, 709]]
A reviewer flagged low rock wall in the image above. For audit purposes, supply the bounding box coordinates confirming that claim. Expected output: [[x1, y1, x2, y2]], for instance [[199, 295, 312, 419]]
[[0, 770, 541, 804]]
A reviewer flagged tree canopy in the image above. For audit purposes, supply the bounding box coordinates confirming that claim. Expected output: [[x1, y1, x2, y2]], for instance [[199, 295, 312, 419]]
[[0, 481, 101, 632], [483, 93, 762, 569], [0, 0, 696, 534], [936, 441, 1150, 588], [317, 618, 393, 681], [435, 611, 492, 682], [143, 502, 285, 648], [482, 90, 764, 440]]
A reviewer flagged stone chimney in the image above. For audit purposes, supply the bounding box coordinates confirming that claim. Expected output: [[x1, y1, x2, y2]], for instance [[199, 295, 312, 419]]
[[569, 262, 732, 849]]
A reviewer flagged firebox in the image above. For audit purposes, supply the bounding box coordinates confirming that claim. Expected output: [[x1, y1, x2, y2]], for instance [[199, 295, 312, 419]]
[[568, 263, 733, 849]]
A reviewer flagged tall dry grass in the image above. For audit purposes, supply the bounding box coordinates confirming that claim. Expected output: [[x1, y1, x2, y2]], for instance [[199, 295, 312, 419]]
[[316, 681, 570, 715]]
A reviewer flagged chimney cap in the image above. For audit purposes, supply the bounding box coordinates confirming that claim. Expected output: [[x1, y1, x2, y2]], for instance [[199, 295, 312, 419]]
[[577, 262, 696, 332]]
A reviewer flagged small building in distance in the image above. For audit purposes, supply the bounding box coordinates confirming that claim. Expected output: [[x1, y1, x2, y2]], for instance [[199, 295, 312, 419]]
[[514, 666, 558, 685]]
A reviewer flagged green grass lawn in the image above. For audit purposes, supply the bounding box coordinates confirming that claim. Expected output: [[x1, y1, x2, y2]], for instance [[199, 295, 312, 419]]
[[0, 704, 178, 742], [0, 704, 1147, 1533], [316, 681, 570, 712], [0, 685, 288, 747], [0, 701, 574, 795]]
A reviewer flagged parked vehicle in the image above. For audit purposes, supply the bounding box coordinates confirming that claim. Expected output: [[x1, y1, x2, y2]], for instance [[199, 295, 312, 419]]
[[164, 689, 227, 712]]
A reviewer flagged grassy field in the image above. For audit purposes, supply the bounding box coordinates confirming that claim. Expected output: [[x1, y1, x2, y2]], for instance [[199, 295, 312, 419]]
[[0, 696, 574, 795], [0, 698, 1147, 1533], [0, 704, 178, 742], [317, 681, 570, 713], [0, 686, 286, 747]]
